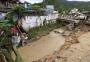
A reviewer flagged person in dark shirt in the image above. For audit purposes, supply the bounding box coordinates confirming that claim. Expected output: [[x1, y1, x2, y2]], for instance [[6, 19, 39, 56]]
[[10, 25, 20, 48], [18, 26, 26, 34], [17, 25, 28, 46]]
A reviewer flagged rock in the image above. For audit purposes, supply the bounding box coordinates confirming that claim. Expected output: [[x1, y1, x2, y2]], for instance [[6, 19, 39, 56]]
[[56, 56, 61, 59], [54, 29, 64, 34], [65, 37, 73, 42], [62, 31, 71, 36], [66, 23, 75, 30], [54, 58, 66, 62]]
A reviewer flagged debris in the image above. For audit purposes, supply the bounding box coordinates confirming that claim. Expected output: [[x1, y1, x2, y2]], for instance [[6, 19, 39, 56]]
[[62, 31, 71, 36], [54, 29, 64, 34]]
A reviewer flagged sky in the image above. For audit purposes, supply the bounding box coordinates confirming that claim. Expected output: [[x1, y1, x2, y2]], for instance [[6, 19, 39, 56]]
[[68, 0, 90, 1], [20, 0, 43, 4]]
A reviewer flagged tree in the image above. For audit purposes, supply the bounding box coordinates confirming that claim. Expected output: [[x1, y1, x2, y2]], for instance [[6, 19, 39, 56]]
[[0, 5, 25, 62], [32, 5, 41, 11], [11, 5, 25, 19]]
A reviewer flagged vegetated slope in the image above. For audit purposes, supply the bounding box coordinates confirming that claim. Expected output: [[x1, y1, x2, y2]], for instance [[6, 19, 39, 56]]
[[44, 0, 90, 11], [59, 0, 90, 10]]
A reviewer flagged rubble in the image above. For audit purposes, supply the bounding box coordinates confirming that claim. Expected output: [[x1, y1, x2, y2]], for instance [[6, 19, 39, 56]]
[[54, 29, 65, 34]]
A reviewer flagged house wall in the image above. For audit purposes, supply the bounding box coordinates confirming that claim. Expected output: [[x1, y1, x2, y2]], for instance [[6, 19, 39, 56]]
[[22, 13, 59, 31]]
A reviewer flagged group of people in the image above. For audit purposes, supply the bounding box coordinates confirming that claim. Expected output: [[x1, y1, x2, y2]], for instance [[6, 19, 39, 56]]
[[0, 25, 28, 48], [10, 25, 28, 48], [0, 25, 28, 47]]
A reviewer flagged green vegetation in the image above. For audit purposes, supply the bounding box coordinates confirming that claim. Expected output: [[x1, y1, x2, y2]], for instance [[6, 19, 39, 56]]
[[42, 0, 59, 10], [59, 0, 90, 11], [11, 5, 25, 19], [32, 5, 41, 11], [28, 19, 66, 40], [0, 5, 25, 62], [28, 23, 57, 39], [43, 0, 90, 13]]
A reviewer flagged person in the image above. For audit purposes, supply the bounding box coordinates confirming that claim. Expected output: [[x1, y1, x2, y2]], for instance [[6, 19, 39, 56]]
[[18, 25, 27, 34], [43, 19, 47, 26], [20, 33, 28, 46], [10, 25, 20, 48], [10, 25, 17, 36], [17, 25, 28, 46]]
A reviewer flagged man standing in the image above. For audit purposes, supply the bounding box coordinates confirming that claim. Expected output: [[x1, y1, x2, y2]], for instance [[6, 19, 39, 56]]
[[10, 25, 20, 48]]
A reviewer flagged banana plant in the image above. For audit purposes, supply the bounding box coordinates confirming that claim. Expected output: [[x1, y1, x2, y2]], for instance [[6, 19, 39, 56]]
[[0, 5, 25, 62], [0, 20, 23, 62]]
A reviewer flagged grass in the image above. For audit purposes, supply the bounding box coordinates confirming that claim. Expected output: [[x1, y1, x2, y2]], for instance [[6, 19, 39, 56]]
[[28, 23, 57, 39], [27, 19, 67, 40]]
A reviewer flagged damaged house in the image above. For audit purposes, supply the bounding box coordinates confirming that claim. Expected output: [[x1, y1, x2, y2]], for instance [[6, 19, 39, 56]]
[[69, 8, 87, 20], [0, 0, 20, 12]]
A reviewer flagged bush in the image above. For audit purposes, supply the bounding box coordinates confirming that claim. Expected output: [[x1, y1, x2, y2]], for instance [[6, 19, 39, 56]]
[[56, 18, 67, 27]]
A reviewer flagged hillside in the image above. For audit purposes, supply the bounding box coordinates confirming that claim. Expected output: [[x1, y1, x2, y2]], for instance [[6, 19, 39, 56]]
[[59, 0, 90, 11], [43, 0, 90, 11]]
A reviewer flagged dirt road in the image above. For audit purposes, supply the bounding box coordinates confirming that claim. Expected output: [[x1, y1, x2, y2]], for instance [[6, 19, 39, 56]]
[[18, 31, 65, 62]]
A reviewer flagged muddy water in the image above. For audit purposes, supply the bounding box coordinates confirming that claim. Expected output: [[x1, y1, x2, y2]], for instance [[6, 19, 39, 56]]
[[18, 31, 65, 62]]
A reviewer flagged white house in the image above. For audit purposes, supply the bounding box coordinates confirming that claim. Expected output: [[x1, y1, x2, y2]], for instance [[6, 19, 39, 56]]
[[45, 5, 55, 15]]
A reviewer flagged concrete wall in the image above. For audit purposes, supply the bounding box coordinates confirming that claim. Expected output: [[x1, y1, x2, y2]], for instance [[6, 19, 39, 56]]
[[22, 13, 59, 31]]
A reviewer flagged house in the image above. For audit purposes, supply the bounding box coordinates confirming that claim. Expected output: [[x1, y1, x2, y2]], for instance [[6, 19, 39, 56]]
[[69, 8, 87, 20], [69, 8, 78, 14], [69, 8, 79, 16], [19, 1, 32, 10], [0, 0, 20, 8], [24, 1, 32, 10], [44, 5, 55, 15], [82, 11, 90, 19], [0, 0, 20, 12]]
